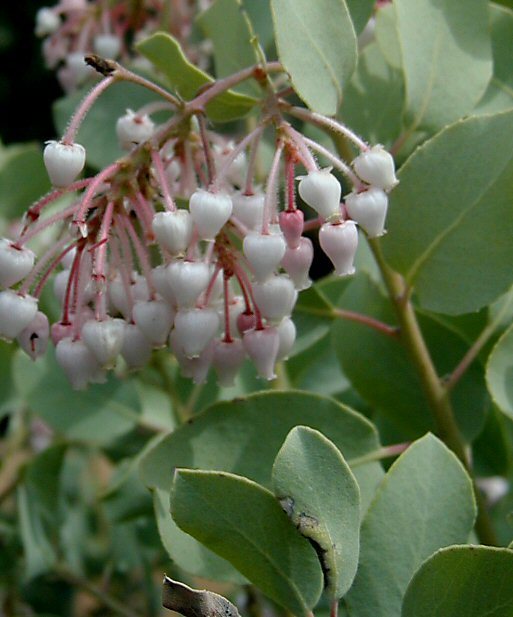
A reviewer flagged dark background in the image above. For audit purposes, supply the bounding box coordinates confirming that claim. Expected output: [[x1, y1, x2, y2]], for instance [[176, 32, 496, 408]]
[[0, 0, 61, 144]]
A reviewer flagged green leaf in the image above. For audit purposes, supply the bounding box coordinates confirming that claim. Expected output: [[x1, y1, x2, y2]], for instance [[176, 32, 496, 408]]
[[0, 343, 15, 418], [13, 349, 141, 445], [241, 0, 275, 51], [153, 488, 246, 584], [374, 3, 402, 69], [140, 391, 383, 581], [346, 434, 477, 617], [383, 109, 513, 314], [341, 42, 404, 148], [270, 0, 357, 115], [402, 545, 513, 617], [136, 32, 257, 122], [486, 322, 513, 421], [395, 0, 492, 132], [346, 0, 375, 34], [141, 391, 382, 502], [24, 444, 66, 523], [272, 426, 360, 600], [332, 274, 487, 440], [17, 485, 57, 580], [474, 4, 513, 115], [197, 0, 260, 97], [53, 81, 168, 169], [172, 470, 323, 616], [0, 142, 50, 219]]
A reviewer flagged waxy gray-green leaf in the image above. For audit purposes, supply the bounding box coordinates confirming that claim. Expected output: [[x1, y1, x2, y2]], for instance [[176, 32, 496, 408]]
[[136, 32, 257, 121], [271, 0, 357, 115], [374, 3, 401, 69], [402, 545, 513, 617], [342, 43, 404, 147], [272, 426, 360, 600], [474, 4, 513, 115], [141, 391, 383, 582], [346, 434, 476, 617], [197, 0, 260, 97], [383, 109, 513, 315], [486, 322, 513, 421], [171, 470, 323, 617], [395, 0, 492, 132]]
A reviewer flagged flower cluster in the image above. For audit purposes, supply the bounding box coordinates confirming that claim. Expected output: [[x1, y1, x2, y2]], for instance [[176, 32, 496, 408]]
[[35, 0, 211, 91], [0, 59, 397, 390]]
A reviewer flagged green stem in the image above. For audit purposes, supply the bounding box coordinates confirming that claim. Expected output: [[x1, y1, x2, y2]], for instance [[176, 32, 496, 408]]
[[368, 239, 497, 545]]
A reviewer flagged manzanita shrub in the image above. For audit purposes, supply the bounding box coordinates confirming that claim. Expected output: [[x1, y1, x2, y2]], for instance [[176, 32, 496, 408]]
[[1, 0, 513, 615]]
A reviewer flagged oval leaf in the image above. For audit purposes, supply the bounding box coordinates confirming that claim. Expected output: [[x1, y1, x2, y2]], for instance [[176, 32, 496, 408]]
[[271, 0, 357, 115], [341, 42, 405, 148], [474, 4, 513, 115], [140, 391, 383, 582], [486, 322, 513, 421], [171, 469, 324, 617], [346, 434, 476, 617], [383, 109, 513, 314], [136, 32, 257, 122], [402, 545, 513, 617], [197, 0, 260, 97], [395, 0, 492, 132], [272, 426, 360, 600]]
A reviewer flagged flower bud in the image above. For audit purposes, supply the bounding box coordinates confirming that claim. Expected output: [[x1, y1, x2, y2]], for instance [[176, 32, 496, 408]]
[[121, 322, 153, 369], [81, 317, 125, 367], [55, 337, 103, 390], [232, 191, 265, 231], [109, 273, 149, 319], [345, 187, 389, 238], [167, 259, 211, 308], [319, 220, 358, 277], [116, 109, 155, 150], [44, 140, 86, 187], [280, 237, 313, 290], [51, 320, 74, 346], [189, 189, 233, 240], [236, 310, 256, 336], [152, 210, 193, 255], [213, 142, 247, 186], [243, 327, 280, 380], [94, 33, 121, 59], [298, 169, 341, 219], [35, 7, 60, 37], [17, 311, 50, 360], [213, 338, 246, 387], [170, 330, 214, 384], [133, 299, 174, 347], [353, 145, 398, 191], [0, 239, 35, 288], [276, 317, 296, 361], [243, 231, 286, 282], [66, 52, 94, 87], [252, 275, 297, 324], [173, 307, 220, 358], [0, 291, 38, 341], [279, 209, 304, 249], [152, 265, 176, 304]]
